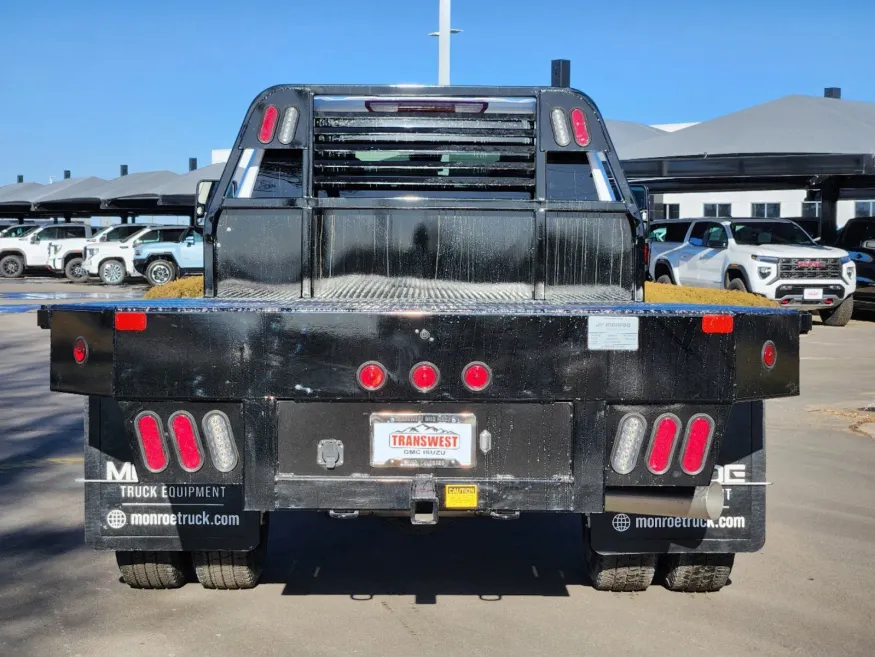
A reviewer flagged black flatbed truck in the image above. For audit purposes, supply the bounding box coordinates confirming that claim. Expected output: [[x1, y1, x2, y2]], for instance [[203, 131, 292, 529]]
[[40, 75, 808, 593]]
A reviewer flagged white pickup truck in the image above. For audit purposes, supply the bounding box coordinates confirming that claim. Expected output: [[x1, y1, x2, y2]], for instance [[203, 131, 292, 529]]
[[46, 224, 148, 281], [648, 217, 857, 326], [0, 223, 93, 278], [82, 225, 188, 285]]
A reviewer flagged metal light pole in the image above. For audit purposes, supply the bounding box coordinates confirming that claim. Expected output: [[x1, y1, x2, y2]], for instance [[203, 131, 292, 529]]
[[428, 0, 461, 85]]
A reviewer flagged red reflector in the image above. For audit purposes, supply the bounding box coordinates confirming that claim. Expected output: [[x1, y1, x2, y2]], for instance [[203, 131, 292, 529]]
[[681, 415, 714, 475], [646, 414, 680, 474], [780, 299, 790, 305], [257, 105, 279, 143], [73, 336, 88, 365], [462, 362, 492, 392], [357, 361, 387, 391], [135, 412, 168, 472], [643, 243, 650, 265], [115, 311, 147, 331], [762, 341, 777, 369], [169, 412, 204, 472], [569, 108, 590, 146], [702, 315, 734, 334], [410, 362, 440, 392]]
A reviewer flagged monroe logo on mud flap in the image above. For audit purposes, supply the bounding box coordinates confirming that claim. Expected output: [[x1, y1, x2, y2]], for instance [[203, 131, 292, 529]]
[[371, 413, 475, 468]]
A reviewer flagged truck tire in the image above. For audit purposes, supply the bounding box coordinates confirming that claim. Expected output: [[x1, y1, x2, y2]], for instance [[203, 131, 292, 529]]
[[193, 548, 265, 590], [99, 259, 125, 285], [0, 254, 25, 278], [115, 550, 187, 589], [145, 259, 177, 286], [193, 515, 268, 590], [587, 552, 657, 592], [661, 553, 734, 592], [819, 295, 853, 327], [726, 277, 747, 293], [656, 274, 673, 285], [65, 257, 88, 282]]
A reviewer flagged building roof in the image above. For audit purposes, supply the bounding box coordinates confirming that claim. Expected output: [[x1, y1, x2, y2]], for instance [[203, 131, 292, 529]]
[[621, 95, 875, 161], [604, 120, 665, 158]]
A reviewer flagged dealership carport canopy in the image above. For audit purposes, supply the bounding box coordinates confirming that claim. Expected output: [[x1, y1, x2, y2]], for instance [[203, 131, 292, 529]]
[[0, 165, 223, 219], [619, 94, 875, 240], [110, 163, 225, 212]]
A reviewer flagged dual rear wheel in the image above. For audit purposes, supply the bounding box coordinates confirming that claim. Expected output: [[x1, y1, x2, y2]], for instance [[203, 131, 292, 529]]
[[116, 516, 268, 590], [584, 524, 734, 593]]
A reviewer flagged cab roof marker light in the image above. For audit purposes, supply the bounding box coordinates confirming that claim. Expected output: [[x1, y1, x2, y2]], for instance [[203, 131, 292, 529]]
[[277, 107, 300, 145], [611, 413, 647, 474], [257, 105, 279, 143], [550, 108, 571, 147], [202, 410, 239, 473]]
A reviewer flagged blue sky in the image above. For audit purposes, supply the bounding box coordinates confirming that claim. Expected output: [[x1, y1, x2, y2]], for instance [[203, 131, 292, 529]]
[[2, 0, 873, 185]]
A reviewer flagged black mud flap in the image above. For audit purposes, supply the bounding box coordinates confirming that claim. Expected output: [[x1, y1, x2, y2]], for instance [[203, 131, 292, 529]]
[[84, 397, 262, 552], [589, 401, 766, 555]]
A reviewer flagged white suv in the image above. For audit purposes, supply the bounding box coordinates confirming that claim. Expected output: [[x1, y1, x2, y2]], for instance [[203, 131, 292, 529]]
[[46, 224, 148, 281], [0, 223, 92, 278], [648, 218, 856, 326], [83, 225, 188, 285]]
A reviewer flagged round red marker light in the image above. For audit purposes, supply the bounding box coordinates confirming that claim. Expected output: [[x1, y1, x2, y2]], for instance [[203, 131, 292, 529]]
[[410, 362, 440, 392], [762, 341, 777, 369], [357, 362, 387, 391], [462, 362, 492, 392], [73, 336, 88, 365]]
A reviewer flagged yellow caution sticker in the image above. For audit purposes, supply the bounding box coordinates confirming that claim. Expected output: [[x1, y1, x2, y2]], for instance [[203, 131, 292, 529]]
[[444, 484, 478, 509]]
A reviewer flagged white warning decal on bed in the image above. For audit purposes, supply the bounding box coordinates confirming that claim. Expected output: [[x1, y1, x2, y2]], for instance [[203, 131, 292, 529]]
[[588, 316, 639, 351]]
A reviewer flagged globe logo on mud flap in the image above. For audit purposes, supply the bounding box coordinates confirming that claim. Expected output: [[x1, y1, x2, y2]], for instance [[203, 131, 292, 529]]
[[106, 509, 127, 529], [612, 513, 631, 532]]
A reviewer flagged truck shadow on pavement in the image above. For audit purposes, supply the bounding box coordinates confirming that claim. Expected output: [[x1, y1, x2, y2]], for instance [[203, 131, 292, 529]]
[[268, 511, 588, 602]]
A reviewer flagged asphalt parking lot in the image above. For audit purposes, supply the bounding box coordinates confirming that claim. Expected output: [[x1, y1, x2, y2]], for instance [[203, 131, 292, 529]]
[[1, 281, 874, 657]]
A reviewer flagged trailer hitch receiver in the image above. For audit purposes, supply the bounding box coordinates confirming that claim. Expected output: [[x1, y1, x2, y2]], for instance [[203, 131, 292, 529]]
[[410, 474, 438, 525]]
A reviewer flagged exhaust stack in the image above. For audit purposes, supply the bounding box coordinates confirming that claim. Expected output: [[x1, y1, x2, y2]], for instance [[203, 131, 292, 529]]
[[605, 483, 724, 521]]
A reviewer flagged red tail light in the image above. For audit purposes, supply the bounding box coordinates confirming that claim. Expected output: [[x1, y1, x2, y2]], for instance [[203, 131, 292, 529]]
[[680, 415, 714, 475], [257, 105, 279, 143], [646, 414, 680, 474], [702, 314, 734, 334], [168, 412, 204, 472], [410, 362, 440, 392], [135, 412, 168, 473], [643, 243, 650, 264], [73, 336, 88, 365], [569, 108, 590, 147], [115, 311, 147, 331], [462, 362, 492, 392], [357, 361, 387, 391], [762, 341, 777, 369]]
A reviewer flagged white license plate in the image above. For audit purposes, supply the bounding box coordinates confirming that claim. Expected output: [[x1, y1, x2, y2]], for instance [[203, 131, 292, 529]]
[[804, 288, 824, 300], [370, 413, 476, 468]]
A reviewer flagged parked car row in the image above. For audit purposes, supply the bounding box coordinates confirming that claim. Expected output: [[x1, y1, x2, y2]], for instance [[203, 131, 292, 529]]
[[0, 222, 203, 286], [646, 216, 875, 326]]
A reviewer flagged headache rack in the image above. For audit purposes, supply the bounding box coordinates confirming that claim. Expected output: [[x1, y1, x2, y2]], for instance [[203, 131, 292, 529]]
[[312, 96, 537, 197]]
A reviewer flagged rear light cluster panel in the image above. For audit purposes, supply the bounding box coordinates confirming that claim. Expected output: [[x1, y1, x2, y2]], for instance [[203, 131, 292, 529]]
[[605, 405, 729, 487], [120, 403, 243, 483]]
